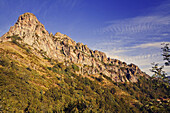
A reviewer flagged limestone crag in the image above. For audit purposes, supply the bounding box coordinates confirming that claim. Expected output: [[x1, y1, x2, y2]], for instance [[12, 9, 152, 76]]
[[1, 13, 57, 58], [0, 13, 148, 82]]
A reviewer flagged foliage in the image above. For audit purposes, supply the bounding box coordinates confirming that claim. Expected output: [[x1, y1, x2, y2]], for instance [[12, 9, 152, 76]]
[[150, 63, 167, 80], [7, 35, 22, 41], [161, 43, 170, 66], [42, 30, 45, 34], [0, 41, 169, 113], [150, 43, 170, 87], [72, 64, 79, 72]]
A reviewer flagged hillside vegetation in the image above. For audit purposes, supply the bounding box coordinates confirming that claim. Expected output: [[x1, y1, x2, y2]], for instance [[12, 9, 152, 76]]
[[0, 41, 169, 112]]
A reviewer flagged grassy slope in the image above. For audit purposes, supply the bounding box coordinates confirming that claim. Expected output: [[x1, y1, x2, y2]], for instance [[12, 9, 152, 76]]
[[0, 42, 169, 112]]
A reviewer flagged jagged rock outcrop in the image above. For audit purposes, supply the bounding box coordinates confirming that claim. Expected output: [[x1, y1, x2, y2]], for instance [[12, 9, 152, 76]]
[[0, 12, 148, 82]]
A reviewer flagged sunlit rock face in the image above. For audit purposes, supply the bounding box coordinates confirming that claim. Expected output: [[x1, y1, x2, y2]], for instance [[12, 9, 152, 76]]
[[0, 12, 149, 82]]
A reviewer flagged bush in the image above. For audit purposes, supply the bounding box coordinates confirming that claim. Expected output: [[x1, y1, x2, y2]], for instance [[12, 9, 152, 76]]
[[42, 30, 45, 34], [7, 35, 22, 41], [72, 64, 79, 72], [26, 48, 31, 53], [47, 67, 52, 70], [95, 76, 104, 82], [0, 56, 11, 66], [26, 67, 32, 71]]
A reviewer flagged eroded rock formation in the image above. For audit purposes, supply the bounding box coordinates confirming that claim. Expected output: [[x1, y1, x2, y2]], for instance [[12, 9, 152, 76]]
[[0, 12, 148, 82]]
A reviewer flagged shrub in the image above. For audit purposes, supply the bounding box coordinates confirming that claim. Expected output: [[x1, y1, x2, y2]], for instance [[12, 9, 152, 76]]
[[95, 76, 104, 82], [26, 67, 32, 71], [7, 35, 22, 41], [72, 64, 79, 72], [0, 56, 10, 66], [26, 48, 31, 53], [47, 67, 52, 70], [42, 30, 45, 34]]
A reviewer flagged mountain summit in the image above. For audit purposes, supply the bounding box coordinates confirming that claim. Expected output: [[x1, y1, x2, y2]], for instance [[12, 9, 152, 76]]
[[1, 13, 48, 43], [1, 12, 148, 82]]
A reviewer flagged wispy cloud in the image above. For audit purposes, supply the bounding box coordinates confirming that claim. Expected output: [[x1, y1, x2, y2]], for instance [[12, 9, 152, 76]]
[[131, 42, 170, 49], [99, 0, 170, 37], [95, 1, 170, 49], [97, 15, 170, 42], [92, 1, 170, 76], [104, 42, 170, 61]]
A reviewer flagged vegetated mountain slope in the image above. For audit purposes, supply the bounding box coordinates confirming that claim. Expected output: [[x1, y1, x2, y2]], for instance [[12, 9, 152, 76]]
[[0, 13, 169, 112], [0, 41, 169, 112], [0, 41, 139, 112], [1, 12, 148, 83]]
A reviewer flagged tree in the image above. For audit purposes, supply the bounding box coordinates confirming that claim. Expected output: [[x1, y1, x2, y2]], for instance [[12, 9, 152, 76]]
[[150, 62, 167, 80], [150, 43, 170, 83], [161, 43, 170, 66]]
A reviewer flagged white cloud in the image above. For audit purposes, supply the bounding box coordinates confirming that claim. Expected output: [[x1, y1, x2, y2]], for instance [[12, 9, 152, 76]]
[[131, 42, 170, 49], [100, 42, 169, 57], [161, 33, 169, 36]]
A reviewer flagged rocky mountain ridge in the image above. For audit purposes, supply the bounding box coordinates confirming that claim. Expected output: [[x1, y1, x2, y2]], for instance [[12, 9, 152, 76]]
[[0, 12, 148, 82]]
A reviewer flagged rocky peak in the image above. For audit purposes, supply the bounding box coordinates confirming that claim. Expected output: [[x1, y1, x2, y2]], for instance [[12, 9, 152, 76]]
[[0, 12, 149, 83], [16, 12, 38, 25], [1, 12, 48, 44]]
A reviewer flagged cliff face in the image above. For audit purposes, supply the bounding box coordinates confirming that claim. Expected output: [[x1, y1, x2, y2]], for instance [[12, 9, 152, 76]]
[[0, 12, 148, 82]]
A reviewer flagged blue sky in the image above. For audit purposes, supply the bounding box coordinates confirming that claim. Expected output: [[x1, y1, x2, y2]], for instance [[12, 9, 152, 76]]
[[0, 0, 170, 75]]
